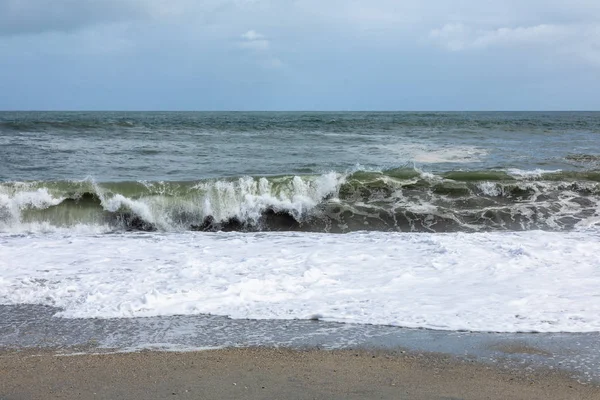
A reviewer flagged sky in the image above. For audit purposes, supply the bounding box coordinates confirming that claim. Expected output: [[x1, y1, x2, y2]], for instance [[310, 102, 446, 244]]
[[0, 0, 599, 111]]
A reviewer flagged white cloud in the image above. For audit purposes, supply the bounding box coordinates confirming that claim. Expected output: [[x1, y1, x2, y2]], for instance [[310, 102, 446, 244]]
[[430, 23, 600, 65], [430, 23, 569, 51], [241, 30, 264, 41], [240, 30, 270, 51], [238, 29, 283, 68]]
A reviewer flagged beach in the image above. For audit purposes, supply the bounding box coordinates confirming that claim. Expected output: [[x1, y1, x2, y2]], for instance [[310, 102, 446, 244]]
[[2, 305, 600, 399], [2, 348, 599, 400]]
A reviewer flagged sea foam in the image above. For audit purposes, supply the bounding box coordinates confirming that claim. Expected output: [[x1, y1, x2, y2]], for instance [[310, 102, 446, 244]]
[[1, 230, 599, 332]]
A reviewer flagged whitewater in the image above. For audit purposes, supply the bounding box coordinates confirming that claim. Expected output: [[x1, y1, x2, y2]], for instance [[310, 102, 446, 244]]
[[1, 230, 599, 332]]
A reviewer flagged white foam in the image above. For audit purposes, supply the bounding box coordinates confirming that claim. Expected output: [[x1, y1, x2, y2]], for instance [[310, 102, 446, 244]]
[[506, 168, 563, 178], [0, 188, 65, 230], [477, 181, 502, 196], [382, 143, 488, 164], [101, 194, 157, 224], [1, 230, 599, 333], [413, 146, 488, 163], [191, 173, 342, 224]]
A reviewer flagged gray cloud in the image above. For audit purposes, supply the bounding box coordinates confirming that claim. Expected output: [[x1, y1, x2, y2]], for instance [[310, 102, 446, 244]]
[[1, 0, 599, 110], [0, 0, 153, 36], [5, 1, 600, 38], [0, 0, 262, 36]]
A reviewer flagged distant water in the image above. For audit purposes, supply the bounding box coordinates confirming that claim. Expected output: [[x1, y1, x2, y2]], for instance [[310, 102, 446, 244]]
[[1, 112, 599, 333]]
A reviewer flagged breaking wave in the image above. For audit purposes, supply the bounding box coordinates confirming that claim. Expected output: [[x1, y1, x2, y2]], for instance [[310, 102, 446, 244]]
[[1, 168, 600, 233]]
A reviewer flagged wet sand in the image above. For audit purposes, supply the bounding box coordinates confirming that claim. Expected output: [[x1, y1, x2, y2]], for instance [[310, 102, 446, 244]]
[[1, 348, 598, 400]]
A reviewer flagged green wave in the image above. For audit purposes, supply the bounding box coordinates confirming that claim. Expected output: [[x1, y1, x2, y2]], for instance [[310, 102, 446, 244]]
[[2, 169, 600, 233]]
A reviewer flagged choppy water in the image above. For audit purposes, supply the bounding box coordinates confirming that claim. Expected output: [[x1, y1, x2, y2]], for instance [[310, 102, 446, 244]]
[[1, 111, 600, 233]]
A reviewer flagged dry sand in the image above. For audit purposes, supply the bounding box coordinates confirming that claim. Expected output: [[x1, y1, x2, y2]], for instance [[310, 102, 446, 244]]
[[1, 348, 598, 400]]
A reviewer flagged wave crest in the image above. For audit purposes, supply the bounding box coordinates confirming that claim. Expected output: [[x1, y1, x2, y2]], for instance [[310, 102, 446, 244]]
[[1, 168, 600, 233]]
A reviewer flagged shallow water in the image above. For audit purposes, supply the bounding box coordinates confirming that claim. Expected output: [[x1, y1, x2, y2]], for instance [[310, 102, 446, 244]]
[[2, 305, 599, 384]]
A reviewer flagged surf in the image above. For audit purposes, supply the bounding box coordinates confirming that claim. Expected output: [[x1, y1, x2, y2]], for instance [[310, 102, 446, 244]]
[[1, 229, 599, 332], [1, 168, 599, 233]]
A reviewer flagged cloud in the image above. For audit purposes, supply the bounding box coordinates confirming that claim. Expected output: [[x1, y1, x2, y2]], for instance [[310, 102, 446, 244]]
[[1, 0, 600, 110], [240, 30, 270, 51], [430, 22, 600, 65], [238, 29, 283, 68], [430, 24, 567, 51], [0, 0, 239, 36], [241, 30, 264, 41], [0, 0, 145, 36]]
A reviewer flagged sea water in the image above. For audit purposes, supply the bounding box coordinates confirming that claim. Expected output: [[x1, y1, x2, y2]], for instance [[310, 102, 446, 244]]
[[1, 111, 599, 333]]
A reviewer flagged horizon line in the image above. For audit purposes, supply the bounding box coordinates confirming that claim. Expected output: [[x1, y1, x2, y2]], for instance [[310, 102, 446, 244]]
[[1, 110, 599, 113]]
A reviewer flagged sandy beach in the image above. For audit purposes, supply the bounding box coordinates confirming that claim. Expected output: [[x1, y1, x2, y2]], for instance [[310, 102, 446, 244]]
[[1, 348, 598, 400]]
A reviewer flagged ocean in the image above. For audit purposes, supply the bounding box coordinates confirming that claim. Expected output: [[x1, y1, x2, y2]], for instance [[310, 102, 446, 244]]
[[1, 111, 600, 334]]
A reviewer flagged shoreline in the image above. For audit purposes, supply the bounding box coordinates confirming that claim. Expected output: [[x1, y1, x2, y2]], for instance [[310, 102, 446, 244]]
[[2, 305, 600, 386], [2, 347, 599, 400]]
